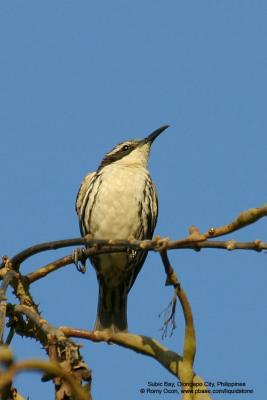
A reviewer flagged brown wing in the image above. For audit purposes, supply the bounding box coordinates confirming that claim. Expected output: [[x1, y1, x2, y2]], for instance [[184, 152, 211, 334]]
[[126, 177, 158, 292], [76, 172, 96, 236]]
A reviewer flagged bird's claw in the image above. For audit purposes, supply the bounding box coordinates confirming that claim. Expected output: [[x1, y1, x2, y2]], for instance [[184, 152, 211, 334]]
[[72, 248, 87, 274]]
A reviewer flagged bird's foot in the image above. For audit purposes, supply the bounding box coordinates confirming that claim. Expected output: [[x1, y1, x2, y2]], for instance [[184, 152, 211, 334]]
[[72, 247, 87, 274]]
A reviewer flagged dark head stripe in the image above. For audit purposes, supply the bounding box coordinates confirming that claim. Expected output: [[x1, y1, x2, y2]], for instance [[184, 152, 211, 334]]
[[97, 141, 139, 171]]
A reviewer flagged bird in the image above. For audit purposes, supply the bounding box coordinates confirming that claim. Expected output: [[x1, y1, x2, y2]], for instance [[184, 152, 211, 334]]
[[76, 125, 169, 333]]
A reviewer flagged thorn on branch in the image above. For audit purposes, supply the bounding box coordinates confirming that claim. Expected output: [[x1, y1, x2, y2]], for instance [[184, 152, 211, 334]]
[[208, 227, 215, 236], [226, 240, 237, 250], [160, 251, 180, 288], [254, 239, 263, 252]]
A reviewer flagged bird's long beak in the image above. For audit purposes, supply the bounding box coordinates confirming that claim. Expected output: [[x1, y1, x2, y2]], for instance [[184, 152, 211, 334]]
[[143, 125, 170, 144]]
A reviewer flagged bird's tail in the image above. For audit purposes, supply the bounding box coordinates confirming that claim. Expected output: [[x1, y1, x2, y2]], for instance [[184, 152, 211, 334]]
[[94, 280, 128, 333]]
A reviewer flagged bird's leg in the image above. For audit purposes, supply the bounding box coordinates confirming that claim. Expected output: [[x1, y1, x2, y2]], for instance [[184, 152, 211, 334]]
[[126, 235, 138, 260], [72, 247, 87, 274]]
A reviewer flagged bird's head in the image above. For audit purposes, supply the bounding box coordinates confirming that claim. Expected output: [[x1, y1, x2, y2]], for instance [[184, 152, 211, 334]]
[[97, 125, 169, 171]]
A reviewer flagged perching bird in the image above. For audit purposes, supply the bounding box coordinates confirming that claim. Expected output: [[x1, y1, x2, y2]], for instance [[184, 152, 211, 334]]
[[76, 125, 169, 333]]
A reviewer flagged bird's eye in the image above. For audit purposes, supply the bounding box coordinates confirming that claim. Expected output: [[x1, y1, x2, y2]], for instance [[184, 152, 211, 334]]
[[122, 145, 129, 151]]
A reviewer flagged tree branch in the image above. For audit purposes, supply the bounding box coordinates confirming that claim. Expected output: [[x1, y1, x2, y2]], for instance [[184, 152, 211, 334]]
[[61, 327, 183, 376], [0, 354, 89, 400], [160, 251, 197, 400], [1, 202, 266, 272], [60, 327, 210, 400], [12, 305, 92, 400], [1, 202, 266, 399]]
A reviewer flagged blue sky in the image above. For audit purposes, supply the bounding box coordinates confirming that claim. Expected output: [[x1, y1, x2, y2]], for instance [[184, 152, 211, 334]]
[[1, 1, 267, 399]]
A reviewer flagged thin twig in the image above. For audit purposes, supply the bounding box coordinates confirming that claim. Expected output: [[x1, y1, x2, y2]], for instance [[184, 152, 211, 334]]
[[203, 204, 267, 238], [23, 238, 267, 285], [159, 294, 177, 339]]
